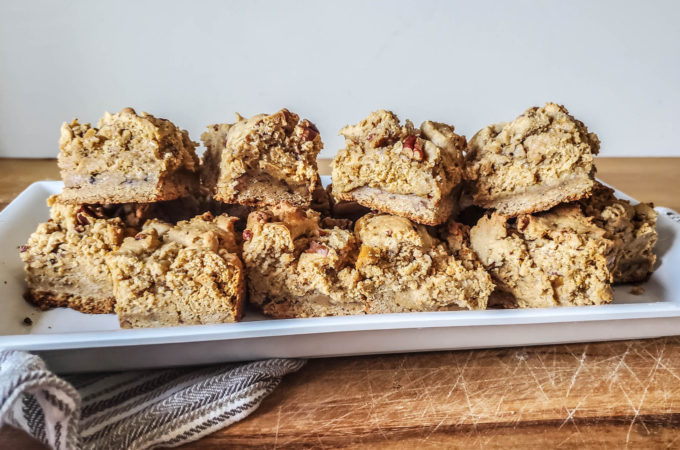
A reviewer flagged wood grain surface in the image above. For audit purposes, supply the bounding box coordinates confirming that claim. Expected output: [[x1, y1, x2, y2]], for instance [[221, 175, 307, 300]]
[[182, 339, 680, 448], [1, 157, 679, 449]]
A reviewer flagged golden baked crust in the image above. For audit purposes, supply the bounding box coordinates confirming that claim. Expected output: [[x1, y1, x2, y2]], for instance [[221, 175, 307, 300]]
[[578, 183, 657, 283], [106, 213, 245, 328], [58, 107, 200, 204], [201, 109, 322, 208], [331, 110, 465, 225], [326, 184, 371, 222], [465, 103, 600, 216], [24, 290, 115, 314], [469, 205, 615, 308], [242, 204, 492, 318], [20, 195, 130, 314]]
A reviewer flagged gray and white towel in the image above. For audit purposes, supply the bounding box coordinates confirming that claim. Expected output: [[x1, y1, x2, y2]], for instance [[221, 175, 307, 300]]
[[0, 350, 305, 450]]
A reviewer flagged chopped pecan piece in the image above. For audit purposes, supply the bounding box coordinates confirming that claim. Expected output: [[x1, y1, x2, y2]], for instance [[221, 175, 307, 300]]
[[78, 205, 94, 216], [300, 120, 319, 141], [403, 135, 417, 149], [402, 135, 424, 161], [306, 241, 329, 256], [75, 212, 90, 226], [517, 216, 530, 231]]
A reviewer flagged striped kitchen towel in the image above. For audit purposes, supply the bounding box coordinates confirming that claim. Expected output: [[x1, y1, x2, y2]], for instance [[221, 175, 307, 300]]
[[0, 350, 305, 450]]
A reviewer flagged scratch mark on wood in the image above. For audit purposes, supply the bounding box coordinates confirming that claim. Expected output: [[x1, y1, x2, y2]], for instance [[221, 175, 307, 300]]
[[566, 345, 588, 398], [273, 405, 281, 449], [524, 358, 550, 401]]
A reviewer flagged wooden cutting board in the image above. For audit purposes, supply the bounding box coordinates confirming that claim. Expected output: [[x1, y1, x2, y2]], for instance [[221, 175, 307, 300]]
[[183, 338, 680, 448]]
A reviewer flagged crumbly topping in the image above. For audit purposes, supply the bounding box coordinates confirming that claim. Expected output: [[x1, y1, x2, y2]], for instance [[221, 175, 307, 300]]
[[201, 109, 322, 204], [118, 213, 239, 257], [578, 184, 657, 283], [243, 203, 362, 316], [200, 123, 233, 190], [59, 107, 199, 183], [470, 205, 614, 308], [107, 212, 244, 327], [466, 103, 599, 199], [21, 196, 129, 297], [332, 110, 465, 199], [243, 204, 492, 317], [354, 213, 492, 311], [441, 221, 489, 272]]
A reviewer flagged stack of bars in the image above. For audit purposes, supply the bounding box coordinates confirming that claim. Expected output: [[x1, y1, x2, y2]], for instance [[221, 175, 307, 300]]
[[20, 108, 246, 328], [20, 103, 659, 328], [463, 104, 657, 308]]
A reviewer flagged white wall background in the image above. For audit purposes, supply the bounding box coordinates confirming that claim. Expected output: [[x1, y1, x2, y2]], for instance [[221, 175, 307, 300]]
[[1, 0, 678, 159]]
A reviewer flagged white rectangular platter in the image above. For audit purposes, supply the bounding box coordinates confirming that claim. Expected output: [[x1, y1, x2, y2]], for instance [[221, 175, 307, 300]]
[[1, 179, 680, 373]]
